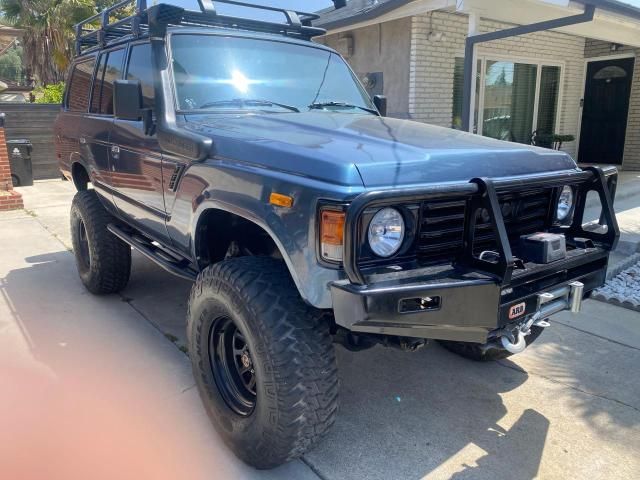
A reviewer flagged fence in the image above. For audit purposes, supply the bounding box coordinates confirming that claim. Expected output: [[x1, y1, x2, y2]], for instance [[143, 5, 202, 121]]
[[0, 103, 60, 180]]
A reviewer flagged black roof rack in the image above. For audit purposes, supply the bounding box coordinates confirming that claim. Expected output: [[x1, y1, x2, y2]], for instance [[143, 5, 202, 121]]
[[74, 0, 346, 55]]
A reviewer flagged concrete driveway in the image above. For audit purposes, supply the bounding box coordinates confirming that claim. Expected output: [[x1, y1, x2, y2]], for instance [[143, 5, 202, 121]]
[[2, 180, 639, 480]]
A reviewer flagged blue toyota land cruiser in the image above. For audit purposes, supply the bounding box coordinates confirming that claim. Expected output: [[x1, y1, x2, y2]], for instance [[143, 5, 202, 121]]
[[55, 0, 619, 469]]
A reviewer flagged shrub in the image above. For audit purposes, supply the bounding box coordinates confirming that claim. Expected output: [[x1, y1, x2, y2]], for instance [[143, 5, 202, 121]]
[[34, 82, 65, 104]]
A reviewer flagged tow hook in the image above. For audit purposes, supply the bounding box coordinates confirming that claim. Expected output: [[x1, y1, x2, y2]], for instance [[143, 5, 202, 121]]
[[498, 281, 584, 354], [499, 312, 551, 354]]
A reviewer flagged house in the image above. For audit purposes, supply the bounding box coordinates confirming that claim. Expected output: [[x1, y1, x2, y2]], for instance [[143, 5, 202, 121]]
[[315, 0, 640, 170]]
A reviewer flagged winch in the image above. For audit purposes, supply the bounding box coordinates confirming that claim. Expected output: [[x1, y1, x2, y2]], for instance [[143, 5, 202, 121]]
[[494, 280, 584, 354]]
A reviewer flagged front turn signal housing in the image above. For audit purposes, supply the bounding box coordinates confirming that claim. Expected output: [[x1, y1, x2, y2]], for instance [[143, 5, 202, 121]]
[[320, 209, 345, 262]]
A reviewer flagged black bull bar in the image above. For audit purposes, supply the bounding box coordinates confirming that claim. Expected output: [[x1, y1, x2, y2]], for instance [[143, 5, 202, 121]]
[[330, 166, 619, 343]]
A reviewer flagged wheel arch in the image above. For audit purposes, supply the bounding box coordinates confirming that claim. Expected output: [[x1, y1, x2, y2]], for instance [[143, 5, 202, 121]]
[[192, 203, 308, 302], [71, 161, 91, 191]]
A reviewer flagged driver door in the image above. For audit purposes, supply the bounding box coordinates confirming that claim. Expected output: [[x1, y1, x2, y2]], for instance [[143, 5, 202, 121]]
[[110, 41, 170, 242]]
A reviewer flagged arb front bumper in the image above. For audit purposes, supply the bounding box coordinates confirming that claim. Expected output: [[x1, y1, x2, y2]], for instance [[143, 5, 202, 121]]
[[330, 167, 619, 344]]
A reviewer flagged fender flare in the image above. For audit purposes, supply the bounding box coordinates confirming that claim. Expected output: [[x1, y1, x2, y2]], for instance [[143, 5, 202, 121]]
[[191, 199, 308, 303]]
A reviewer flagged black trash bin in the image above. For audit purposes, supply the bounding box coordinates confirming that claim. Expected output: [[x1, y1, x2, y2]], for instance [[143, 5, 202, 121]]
[[7, 139, 33, 187]]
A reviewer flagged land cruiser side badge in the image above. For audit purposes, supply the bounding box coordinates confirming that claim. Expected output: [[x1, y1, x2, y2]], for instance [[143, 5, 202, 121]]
[[509, 302, 526, 320]]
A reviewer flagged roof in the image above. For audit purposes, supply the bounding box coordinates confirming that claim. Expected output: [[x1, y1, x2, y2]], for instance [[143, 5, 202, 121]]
[[315, 0, 403, 29], [315, 0, 640, 31]]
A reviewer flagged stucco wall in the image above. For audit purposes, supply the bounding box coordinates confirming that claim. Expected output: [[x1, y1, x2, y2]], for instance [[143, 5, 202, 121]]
[[584, 39, 640, 171], [320, 17, 411, 119], [410, 11, 586, 158]]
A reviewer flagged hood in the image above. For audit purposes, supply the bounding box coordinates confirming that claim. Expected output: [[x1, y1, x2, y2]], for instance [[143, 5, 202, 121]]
[[183, 112, 578, 188]]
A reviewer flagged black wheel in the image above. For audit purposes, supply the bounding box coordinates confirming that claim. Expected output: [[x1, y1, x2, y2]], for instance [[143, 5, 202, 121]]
[[438, 326, 545, 361], [70, 190, 131, 294], [187, 257, 338, 469]]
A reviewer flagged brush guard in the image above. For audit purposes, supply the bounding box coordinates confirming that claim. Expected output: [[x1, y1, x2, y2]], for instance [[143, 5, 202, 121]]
[[331, 167, 618, 344]]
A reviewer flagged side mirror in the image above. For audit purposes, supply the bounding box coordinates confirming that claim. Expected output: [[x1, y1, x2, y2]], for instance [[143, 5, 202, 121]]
[[114, 80, 154, 135], [114, 80, 142, 121], [373, 95, 387, 117]]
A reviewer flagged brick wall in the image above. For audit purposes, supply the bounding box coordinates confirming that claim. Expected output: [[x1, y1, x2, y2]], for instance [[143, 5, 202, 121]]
[[584, 39, 640, 171], [410, 11, 586, 157], [0, 121, 24, 211], [625, 57, 640, 170]]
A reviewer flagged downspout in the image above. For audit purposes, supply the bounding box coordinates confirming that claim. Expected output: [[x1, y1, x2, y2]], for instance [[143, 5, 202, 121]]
[[461, 4, 596, 132]]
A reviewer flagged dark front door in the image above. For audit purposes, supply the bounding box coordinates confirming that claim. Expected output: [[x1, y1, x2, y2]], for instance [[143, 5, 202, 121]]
[[110, 41, 169, 242], [579, 57, 634, 165]]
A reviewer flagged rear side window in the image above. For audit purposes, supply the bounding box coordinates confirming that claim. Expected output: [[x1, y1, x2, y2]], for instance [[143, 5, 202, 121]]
[[67, 58, 96, 112], [90, 48, 126, 115], [126, 43, 155, 110]]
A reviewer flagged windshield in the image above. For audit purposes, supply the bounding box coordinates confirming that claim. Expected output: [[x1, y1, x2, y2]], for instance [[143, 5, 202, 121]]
[[170, 34, 375, 114]]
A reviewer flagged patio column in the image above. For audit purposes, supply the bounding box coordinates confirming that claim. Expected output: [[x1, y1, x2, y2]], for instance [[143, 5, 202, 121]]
[[0, 113, 24, 211]]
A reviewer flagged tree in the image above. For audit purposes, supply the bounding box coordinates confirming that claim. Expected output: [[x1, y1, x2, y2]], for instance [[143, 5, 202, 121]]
[[0, 43, 23, 83], [496, 67, 508, 86], [0, 0, 129, 85]]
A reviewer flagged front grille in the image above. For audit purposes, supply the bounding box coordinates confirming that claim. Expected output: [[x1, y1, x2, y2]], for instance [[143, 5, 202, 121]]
[[418, 199, 467, 262], [417, 188, 554, 263]]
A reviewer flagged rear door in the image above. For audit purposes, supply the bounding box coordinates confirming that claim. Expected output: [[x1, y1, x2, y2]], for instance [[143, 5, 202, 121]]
[[85, 47, 127, 204], [109, 41, 170, 241]]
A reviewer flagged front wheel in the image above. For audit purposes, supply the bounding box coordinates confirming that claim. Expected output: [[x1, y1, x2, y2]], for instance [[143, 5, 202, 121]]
[[187, 257, 338, 469], [438, 326, 545, 361]]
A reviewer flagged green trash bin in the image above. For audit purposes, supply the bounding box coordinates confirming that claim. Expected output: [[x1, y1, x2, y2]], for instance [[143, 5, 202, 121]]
[[7, 139, 33, 187]]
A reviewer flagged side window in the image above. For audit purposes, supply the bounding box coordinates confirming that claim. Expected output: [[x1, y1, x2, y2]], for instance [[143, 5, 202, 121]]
[[90, 53, 107, 114], [90, 48, 126, 115], [67, 58, 96, 112], [126, 43, 155, 110]]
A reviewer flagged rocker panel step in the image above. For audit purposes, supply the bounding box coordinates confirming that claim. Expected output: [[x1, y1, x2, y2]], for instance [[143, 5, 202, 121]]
[[108, 223, 197, 282]]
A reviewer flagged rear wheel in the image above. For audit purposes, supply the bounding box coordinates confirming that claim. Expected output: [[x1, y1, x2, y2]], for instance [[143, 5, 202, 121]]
[[438, 326, 545, 361], [70, 190, 131, 294], [187, 257, 338, 469]]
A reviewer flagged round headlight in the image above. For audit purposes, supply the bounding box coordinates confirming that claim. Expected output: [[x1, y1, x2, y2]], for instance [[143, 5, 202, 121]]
[[556, 185, 574, 221], [368, 208, 405, 257]]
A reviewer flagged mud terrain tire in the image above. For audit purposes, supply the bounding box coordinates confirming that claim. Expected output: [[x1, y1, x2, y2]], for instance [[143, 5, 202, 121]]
[[70, 190, 131, 294], [187, 257, 339, 469]]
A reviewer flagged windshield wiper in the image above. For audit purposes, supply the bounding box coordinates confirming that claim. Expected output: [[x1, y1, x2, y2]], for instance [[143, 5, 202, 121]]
[[308, 101, 378, 115], [198, 98, 300, 113]]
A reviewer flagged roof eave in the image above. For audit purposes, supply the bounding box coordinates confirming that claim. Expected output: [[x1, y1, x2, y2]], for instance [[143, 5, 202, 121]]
[[316, 0, 413, 30], [316, 0, 640, 32]]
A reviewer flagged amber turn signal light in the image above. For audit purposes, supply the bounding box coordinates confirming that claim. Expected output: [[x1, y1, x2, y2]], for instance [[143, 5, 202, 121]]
[[269, 192, 294, 208], [320, 210, 345, 262]]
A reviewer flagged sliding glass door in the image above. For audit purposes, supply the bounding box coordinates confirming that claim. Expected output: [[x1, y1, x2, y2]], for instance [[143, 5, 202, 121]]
[[535, 65, 562, 147], [452, 57, 563, 146], [482, 61, 537, 143]]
